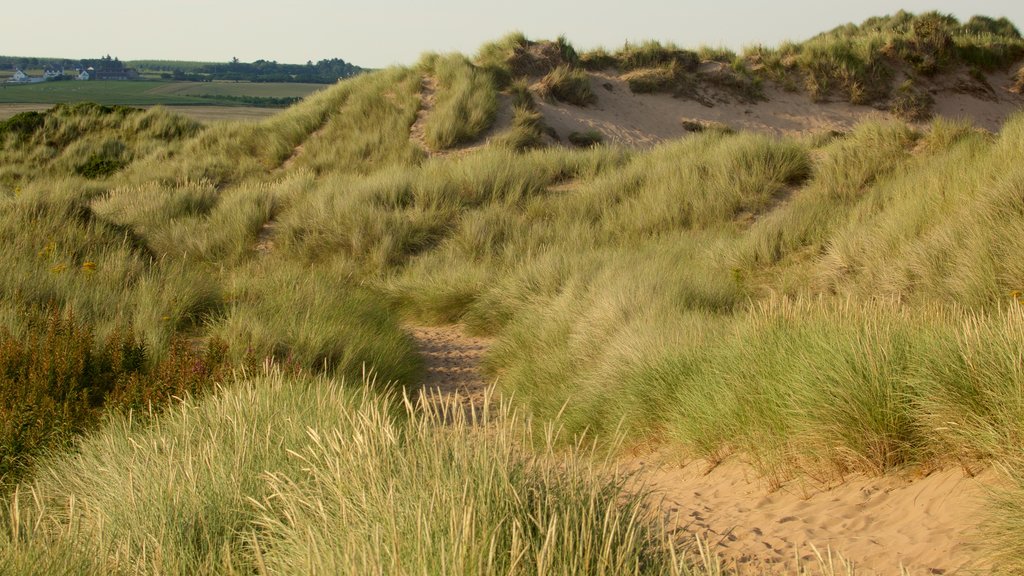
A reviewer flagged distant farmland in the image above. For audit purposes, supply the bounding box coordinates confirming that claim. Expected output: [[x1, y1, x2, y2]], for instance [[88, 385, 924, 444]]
[[0, 80, 326, 106], [0, 103, 282, 123]]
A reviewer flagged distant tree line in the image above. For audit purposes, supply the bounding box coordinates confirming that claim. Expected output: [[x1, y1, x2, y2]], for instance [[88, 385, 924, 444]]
[[0, 55, 367, 84], [201, 94, 303, 108], [0, 56, 70, 69], [159, 58, 366, 83]]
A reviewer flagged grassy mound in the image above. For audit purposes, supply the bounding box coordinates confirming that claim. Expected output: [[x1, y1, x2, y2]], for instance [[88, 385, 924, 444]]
[[0, 371, 705, 575], [3, 15, 1024, 570]]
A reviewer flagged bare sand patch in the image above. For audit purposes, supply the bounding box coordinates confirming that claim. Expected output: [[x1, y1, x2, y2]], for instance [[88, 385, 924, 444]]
[[407, 324, 493, 415], [629, 452, 992, 575], [537, 69, 1024, 148]]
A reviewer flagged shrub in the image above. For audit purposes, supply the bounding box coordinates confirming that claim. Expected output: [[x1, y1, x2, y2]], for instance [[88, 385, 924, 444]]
[[568, 130, 604, 147], [961, 15, 1022, 39], [890, 80, 935, 121], [424, 54, 498, 150], [0, 307, 231, 489], [680, 119, 734, 134], [74, 154, 127, 179], [534, 65, 596, 105], [0, 112, 45, 143]]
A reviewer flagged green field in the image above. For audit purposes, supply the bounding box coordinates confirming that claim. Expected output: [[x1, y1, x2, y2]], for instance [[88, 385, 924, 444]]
[[0, 80, 325, 106], [147, 81, 326, 98]]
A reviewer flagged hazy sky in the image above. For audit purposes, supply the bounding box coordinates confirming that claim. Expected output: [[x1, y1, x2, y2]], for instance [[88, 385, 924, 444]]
[[4, 1, 1023, 68]]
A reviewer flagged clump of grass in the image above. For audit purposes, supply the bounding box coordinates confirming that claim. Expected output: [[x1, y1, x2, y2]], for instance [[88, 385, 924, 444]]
[[534, 65, 597, 106], [423, 54, 498, 150], [579, 47, 618, 71], [211, 258, 422, 386], [586, 41, 707, 99], [680, 119, 734, 134], [1012, 64, 1024, 94], [477, 33, 579, 83], [697, 46, 739, 64], [74, 154, 127, 179], [612, 41, 700, 72], [493, 105, 548, 150], [0, 370, 709, 575], [0, 111, 45, 143], [743, 11, 1024, 105], [568, 130, 604, 147], [890, 79, 935, 121], [622, 63, 686, 94]]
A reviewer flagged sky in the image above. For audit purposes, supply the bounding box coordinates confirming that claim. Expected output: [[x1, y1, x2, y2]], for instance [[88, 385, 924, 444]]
[[3, 1, 1023, 68]]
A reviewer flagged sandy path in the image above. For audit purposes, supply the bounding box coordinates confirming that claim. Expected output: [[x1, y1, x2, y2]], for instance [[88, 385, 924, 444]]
[[277, 118, 332, 172], [633, 455, 992, 575], [407, 324, 993, 574], [409, 75, 439, 156], [407, 324, 493, 415]]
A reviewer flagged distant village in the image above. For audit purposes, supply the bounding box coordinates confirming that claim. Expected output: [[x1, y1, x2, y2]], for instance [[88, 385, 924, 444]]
[[6, 57, 138, 84], [2, 54, 366, 85]]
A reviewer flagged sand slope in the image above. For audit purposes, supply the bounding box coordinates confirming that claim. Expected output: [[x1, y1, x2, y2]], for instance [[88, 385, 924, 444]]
[[537, 69, 1024, 147], [631, 454, 993, 575]]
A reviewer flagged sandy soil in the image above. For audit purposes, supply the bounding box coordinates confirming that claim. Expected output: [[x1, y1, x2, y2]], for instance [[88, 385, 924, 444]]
[[408, 324, 996, 574], [407, 324, 493, 416], [409, 75, 439, 155], [630, 453, 993, 575], [537, 69, 1024, 148]]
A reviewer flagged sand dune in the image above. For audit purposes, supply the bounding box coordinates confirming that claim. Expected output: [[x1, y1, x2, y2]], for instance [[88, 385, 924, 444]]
[[536, 68, 1024, 147]]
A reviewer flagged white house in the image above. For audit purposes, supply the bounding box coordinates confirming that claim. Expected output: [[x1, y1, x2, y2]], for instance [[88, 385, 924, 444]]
[[77, 70, 90, 81], [42, 68, 63, 80], [10, 69, 28, 83]]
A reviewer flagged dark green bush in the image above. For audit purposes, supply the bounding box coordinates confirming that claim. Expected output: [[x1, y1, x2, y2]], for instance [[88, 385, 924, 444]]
[[890, 80, 935, 121], [0, 308, 231, 489], [75, 155, 127, 179], [568, 130, 603, 147], [0, 112, 45, 143]]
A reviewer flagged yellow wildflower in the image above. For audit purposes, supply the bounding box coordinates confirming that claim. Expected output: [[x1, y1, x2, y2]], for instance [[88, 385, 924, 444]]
[[81, 261, 96, 273], [51, 263, 66, 274], [37, 241, 56, 260]]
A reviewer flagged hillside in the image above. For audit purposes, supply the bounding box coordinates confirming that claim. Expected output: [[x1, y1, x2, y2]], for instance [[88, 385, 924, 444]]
[[2, 11, 1024, 575]]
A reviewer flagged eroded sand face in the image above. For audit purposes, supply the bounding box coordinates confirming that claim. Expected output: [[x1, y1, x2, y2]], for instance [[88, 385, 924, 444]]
[[535, 69, 1024, 147]]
